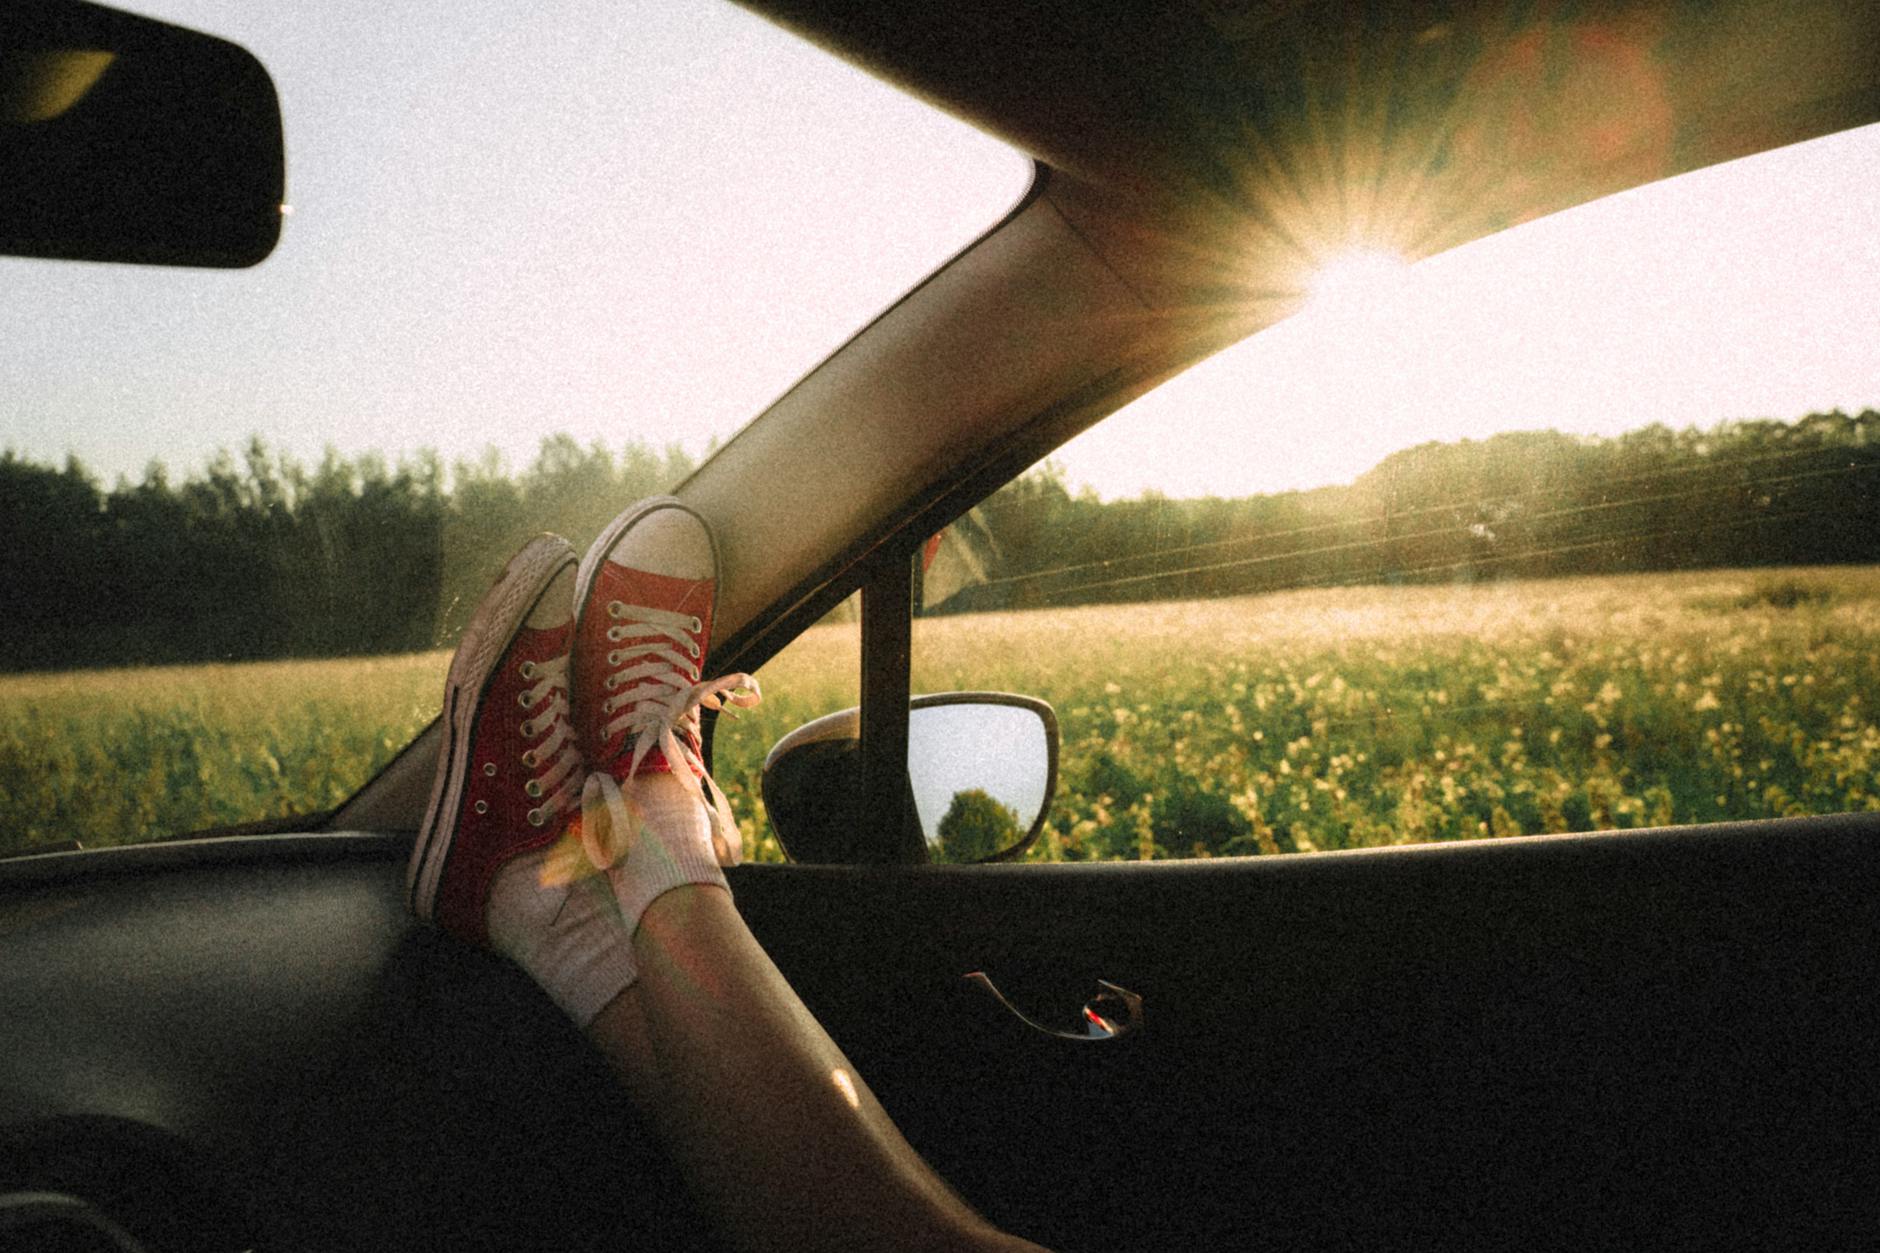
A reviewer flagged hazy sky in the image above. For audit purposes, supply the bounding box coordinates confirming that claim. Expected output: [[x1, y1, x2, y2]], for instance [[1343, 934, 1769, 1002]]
[[1076, 120, 1880, 497], [4, 2, 1876, 500], [2, 0, 1028, 483]]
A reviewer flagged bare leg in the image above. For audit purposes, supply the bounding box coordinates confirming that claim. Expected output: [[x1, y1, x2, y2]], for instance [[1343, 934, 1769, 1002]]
[[588, 884, 1047, 1253], [416, 517, 1048, 1251]]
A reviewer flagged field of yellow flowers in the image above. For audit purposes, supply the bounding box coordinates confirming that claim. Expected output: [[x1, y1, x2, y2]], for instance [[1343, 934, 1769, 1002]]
[[4, 566, 1876, 862], [0, 652, 446, 856], [722, 564, 1880, 862]]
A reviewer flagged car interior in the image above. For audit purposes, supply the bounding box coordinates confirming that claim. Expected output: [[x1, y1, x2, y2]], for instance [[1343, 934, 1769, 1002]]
[[4, 0, 1878, 1249]]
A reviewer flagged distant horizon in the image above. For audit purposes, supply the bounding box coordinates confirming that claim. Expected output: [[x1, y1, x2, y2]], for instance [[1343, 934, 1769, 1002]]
[[11, 402, 1874, 506]]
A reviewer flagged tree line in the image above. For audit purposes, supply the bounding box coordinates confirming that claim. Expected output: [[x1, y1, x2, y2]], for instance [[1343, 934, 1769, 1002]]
[[3, 409, 1875, 670], [936, 409, 1880, 614], [0, 436, 696, 670]]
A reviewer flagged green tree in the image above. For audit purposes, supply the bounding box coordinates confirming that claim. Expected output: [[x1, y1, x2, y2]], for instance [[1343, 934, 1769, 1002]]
[[934, 788, 1021, 863]]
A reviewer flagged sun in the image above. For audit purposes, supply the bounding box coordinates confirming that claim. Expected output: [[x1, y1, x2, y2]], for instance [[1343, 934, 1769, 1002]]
[[1303, 248, 1414, 321]]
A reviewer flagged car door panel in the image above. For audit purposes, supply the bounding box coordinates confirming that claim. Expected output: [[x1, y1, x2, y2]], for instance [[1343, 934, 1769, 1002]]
[[731, 814, 1880, 1250]]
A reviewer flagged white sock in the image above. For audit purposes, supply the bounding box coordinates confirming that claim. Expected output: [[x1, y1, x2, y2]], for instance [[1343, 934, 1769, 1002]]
[[603, 770, 730, 934], [486, 849, 638, 1027], [488, 772, 726, 1023]]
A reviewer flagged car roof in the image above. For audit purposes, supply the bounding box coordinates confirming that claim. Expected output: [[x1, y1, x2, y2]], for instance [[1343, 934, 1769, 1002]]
[[738, 1, 1880, 209]]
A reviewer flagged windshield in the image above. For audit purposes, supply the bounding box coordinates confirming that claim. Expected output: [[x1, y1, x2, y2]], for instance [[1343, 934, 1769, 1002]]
[[5, 8, 1874, 863], [0, 1, 1027, 857]]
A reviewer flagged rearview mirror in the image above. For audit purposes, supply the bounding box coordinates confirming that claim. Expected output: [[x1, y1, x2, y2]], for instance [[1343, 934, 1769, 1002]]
[[762, 693, 1058, 865], [1, 0, 284, 267]]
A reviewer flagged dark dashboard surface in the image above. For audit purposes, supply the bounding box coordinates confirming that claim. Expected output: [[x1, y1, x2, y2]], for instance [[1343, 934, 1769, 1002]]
[[0, 835, 722, 1251]]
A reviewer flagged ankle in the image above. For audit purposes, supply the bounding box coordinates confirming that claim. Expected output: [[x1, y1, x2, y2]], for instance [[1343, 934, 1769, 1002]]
[[594, 770, 732, 936]]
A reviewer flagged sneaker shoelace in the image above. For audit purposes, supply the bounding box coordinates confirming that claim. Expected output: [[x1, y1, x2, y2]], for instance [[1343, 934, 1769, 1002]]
[[580, 599, 760, 869], [516, 653, 583, 828]]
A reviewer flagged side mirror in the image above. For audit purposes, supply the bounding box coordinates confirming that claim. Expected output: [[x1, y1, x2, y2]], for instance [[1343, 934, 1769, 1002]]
[[762, 693, 1058, 865], [1, 0, 284, 267]]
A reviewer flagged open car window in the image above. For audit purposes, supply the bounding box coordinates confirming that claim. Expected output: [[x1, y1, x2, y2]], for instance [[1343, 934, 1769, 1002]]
[[0, 1, 1026, 859], [905, 121, 1880, 861]]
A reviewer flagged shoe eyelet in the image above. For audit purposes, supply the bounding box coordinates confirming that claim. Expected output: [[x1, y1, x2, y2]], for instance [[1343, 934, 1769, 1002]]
[[607, 650, 622, 665], [516, 690, 533, 709], [608, 601, 625, 619], [519, 717, 536, 737], [482, 762, 497, 778], [689, 616, 702, 633], [520, 749, 537, 768], [603, 675, 619, 691], [524, 780, 543, 798], [687, 641, 700, 658], [518, 660, 536, 680], [473, 800, 489, 816], [527, 808, 545, 827], [607, 626, 625, 642]]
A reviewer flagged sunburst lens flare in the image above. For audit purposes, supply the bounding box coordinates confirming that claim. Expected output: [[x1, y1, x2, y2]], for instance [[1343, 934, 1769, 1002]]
[[1303, 248, 1414, 321]]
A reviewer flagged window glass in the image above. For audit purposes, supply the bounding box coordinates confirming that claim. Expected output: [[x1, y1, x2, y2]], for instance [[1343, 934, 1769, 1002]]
[[0, 1, 1026, 857], [912, 122, 1880, 861], [712, 603, 860, 865]]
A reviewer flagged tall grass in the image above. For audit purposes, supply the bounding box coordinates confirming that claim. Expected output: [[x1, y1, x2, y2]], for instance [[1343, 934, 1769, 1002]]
[[721, 566, 1880, 861], [5, 567, 1877, 862], [0, 653, 444, 855]]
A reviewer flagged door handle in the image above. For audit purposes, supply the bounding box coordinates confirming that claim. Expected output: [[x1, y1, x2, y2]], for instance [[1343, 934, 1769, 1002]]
[[962, 971, 1143, 1042]]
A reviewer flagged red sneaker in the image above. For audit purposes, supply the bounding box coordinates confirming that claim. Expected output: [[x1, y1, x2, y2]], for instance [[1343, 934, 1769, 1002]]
[[409, 535, 583, 944], [569, 498, 758, 869]]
